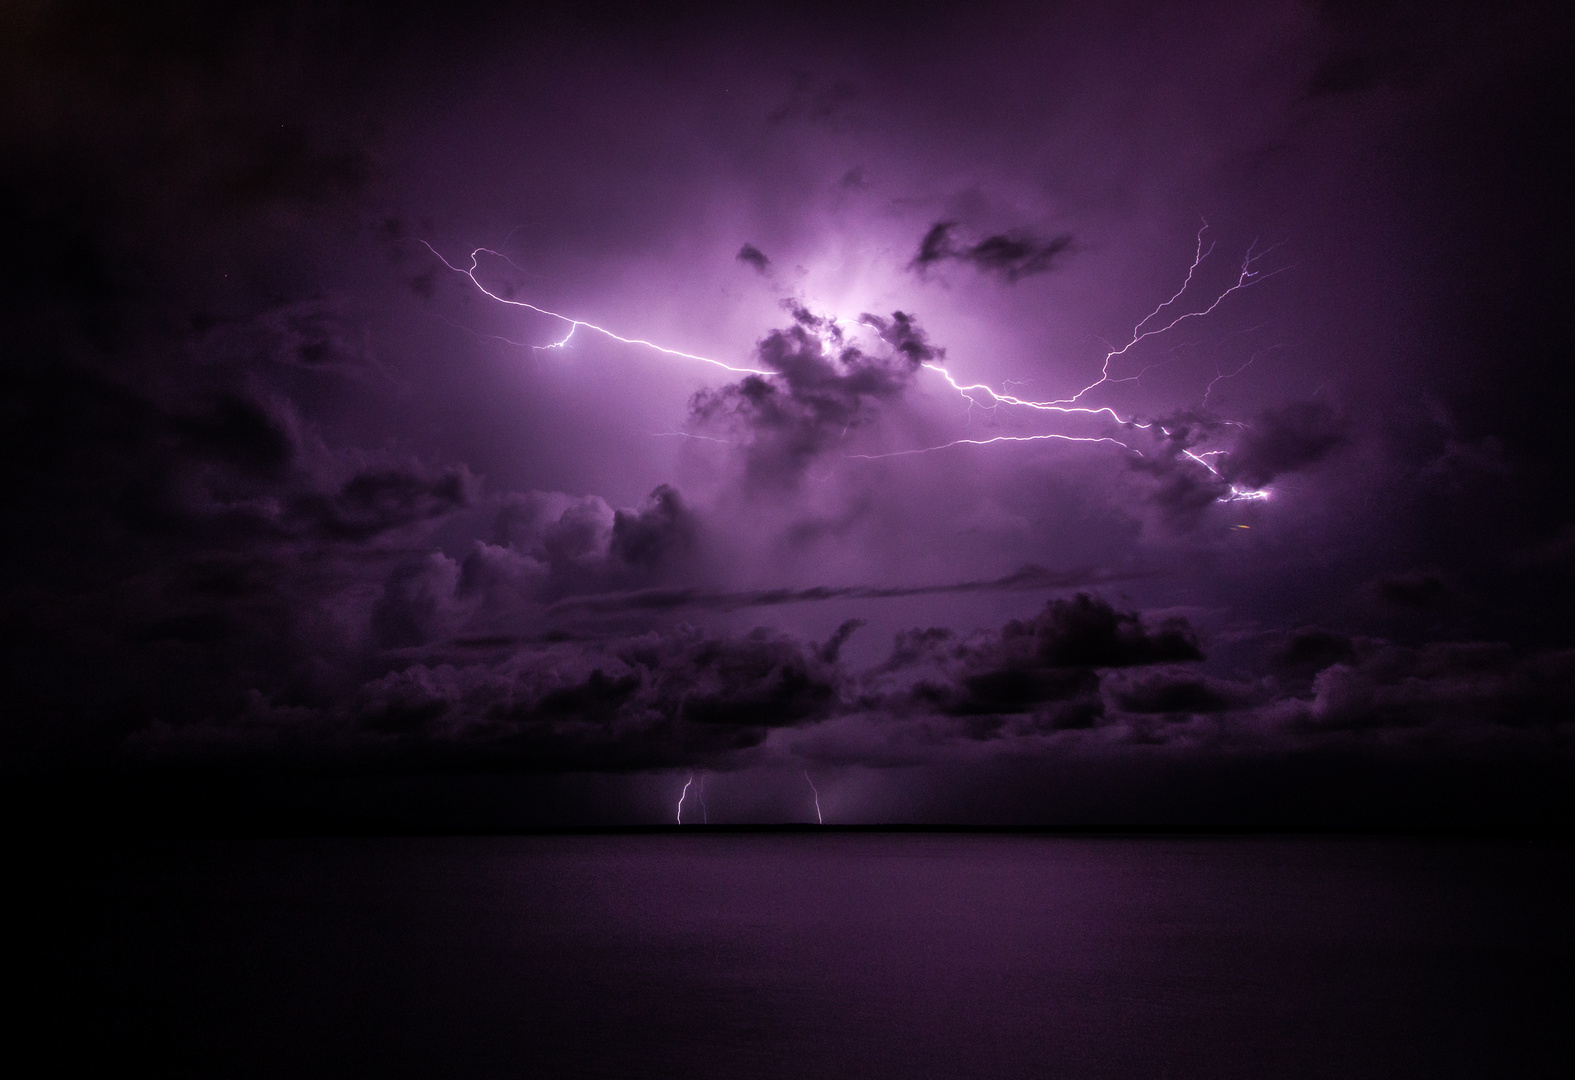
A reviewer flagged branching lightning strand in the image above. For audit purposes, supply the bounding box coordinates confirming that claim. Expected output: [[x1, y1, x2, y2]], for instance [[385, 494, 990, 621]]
[[423, 241, 771, 375]]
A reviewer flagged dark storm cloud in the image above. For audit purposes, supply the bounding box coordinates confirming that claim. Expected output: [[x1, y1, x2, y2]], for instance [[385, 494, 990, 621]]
[[1293, 640, 1575, 734], [168, 395, 297, 479], [121, 594, 1214, 772], [871, 594, 1203, 733], [1270, 630, 1357, 674], [817, 618, 866, 663], [6, 0, 1572, 826], [4, 357, 470, 553], [294, 467, 473, 542], [1125, 413, 1235, 530], [610, 485, 697, 570], [912, 222, 957, 271], [909, 221, 1074, 282], [133, 620, 869, 773], [468, 485, 699, 605], [689, 306, 940, 487], [1108, 670, 1248, 714], [1126, 402, 1345, 530], [543, 564, 1152, 618], [1220, 400, 1345, 489], [1371, 570, 1452, 611], [736, 243, 771, 273], [1129, 460, 1231, 532], [987, 593, 1205, 669], [0, 304, 709, 758], [197, 301, 380, 373], [1070, 631, 1575, 752]]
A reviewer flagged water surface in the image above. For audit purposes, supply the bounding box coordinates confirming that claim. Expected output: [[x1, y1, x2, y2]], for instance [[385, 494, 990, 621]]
[[46, 835, 1573, 1077]]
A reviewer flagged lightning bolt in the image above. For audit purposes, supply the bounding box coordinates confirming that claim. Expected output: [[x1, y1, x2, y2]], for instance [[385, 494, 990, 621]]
[[803, 770, 823, 825], [422, 241, 771, 375], [1055, 227, 1288, 406], [677, 772, 694, 824], [847, 432, 1132, 460], [1183, 448, 1271, 502], [875, 223, 1284, 502], [916, 225, 1283, 423], [425, 227, 1280, 503]]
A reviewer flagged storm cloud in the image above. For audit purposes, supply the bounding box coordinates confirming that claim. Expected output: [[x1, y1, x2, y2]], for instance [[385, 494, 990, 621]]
[[1220, 400, 1346, 490], [3, 0, 1570, 826], [736, 243, 771, 273], [909, 221, 1075, 282], [689, 306, 941, 487]]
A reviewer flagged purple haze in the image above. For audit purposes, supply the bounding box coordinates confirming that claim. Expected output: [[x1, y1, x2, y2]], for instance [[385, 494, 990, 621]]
[[3, 1, 1572, 827]]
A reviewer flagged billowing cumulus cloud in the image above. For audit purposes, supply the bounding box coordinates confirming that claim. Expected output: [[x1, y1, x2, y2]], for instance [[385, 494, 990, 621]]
[[3, 0, 1570, 826], [1108, 670, 1247, 715], [1122, 400, 1346, 530], [1296, 641, 1575, 734], [866, 594, 1203, 734], [128, 619, 868, 772], [689, 306, 941, 488]]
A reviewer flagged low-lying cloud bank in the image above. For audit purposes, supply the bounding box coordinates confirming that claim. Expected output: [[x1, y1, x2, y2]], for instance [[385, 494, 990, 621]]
[[119, 591, 1574, 779]]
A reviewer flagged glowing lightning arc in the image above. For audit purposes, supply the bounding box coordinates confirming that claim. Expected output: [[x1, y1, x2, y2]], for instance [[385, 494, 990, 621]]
[[677, 773, 694, 824], [426, 227, 1278, 503], [804, 771, 823, 825], [422, 242, 772, 375], [916, 225, 1285, 424], [880, 223, 1282, 502]]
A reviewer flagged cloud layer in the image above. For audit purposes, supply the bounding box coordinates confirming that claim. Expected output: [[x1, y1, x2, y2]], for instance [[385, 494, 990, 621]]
[[3, 0, 1571, 824]]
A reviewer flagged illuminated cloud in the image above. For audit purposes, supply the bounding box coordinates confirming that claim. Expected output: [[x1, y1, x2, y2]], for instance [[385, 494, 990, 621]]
[[3, 0, 1570, 825]]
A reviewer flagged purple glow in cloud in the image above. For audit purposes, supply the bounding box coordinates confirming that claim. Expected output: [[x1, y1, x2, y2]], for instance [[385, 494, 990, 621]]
[[422, 242, 773, 375], [426, 222, 1285, 505], [866, 225, 1284, 506], [5, 0, 1569, 834]]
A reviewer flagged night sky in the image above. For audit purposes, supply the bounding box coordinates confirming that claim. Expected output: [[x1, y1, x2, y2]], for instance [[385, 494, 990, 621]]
[[5, 0, 1572, 829]]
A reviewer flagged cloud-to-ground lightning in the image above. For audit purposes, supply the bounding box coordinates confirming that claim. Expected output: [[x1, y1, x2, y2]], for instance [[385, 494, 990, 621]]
[[422, 241, 772, 375], [677, 772, 694, 824], [804, 771, 823, 824], [676, 773, 710, 823]]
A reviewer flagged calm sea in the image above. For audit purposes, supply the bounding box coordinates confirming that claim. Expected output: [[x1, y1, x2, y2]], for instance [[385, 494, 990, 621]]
[[36, 835, 1573, 1077]]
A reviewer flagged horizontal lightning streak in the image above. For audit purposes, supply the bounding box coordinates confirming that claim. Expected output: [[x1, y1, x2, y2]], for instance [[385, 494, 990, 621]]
[[858, 223, 1285, 506], [423, 242, 771, 375], [919, 363, 1137, 425], [849, 432, 1134, 460], [652, 430, 733, 444], [919, 225, 1286, 418], [427, 230, 1279, 506]]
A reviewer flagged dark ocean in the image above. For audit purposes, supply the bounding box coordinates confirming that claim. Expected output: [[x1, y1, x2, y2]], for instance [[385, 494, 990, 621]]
[[32, 835, 1572, 1077]]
